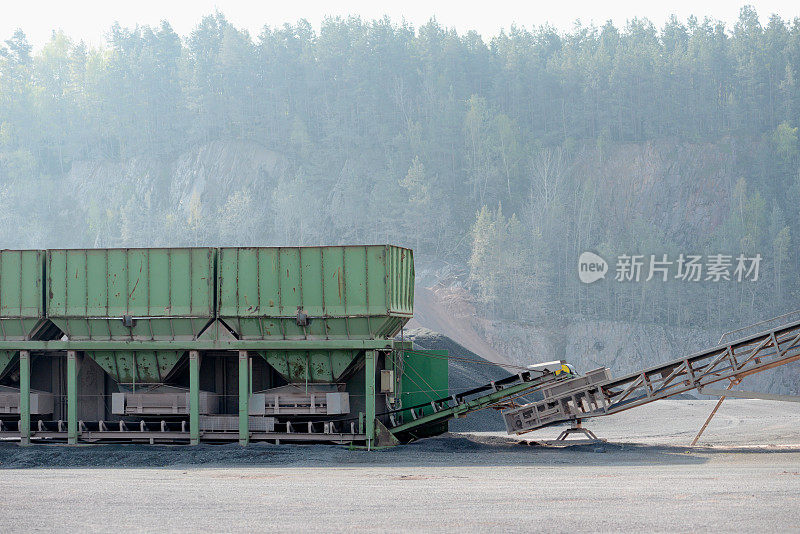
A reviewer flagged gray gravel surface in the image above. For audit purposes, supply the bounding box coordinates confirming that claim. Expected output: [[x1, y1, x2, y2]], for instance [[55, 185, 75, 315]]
[[0, 399, 799, 532]]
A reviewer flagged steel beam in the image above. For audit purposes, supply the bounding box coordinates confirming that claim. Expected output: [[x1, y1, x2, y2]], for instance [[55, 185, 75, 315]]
[[691, 381, 734, 446], [67, 351, 77, 445], [365, 350, 376, 445], [6, 430, 366, 444], [0, 339, 396, 352], [19, 350, 30, 446], [238, 350, 249, 446], [189, 351, 199, 445]]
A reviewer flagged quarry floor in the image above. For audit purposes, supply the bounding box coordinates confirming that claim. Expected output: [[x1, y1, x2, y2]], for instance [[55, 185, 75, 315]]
[[0, 399, 799, 532]]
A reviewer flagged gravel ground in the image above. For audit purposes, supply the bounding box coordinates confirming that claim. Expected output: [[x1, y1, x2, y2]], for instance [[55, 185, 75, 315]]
[[0, 399, 799, 532], [505, 397, 800, 447]]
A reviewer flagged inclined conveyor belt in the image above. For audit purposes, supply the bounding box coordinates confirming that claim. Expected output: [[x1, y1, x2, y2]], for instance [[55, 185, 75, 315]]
[[386, 365, 575, 442], [503, 316, 800, 434]]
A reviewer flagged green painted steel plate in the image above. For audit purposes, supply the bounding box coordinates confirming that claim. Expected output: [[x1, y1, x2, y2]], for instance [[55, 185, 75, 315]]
[[0, 318, 41, 341], [47, 248, 215, 341], [0, 350, 16, 380], [400, 349, 449, 416], [89, 350, 184, 384], [47, 248, 215, 318], [0, 249, 44, 325], [257, 349, 358, 383], [217, 245, 414, 340], [0, 250, 45, 343]]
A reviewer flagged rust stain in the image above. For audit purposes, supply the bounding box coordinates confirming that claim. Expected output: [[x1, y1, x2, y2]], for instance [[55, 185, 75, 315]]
[[129, 277, 140, 299], [128, 263, 143, 300], [334, 268, 343, 299]]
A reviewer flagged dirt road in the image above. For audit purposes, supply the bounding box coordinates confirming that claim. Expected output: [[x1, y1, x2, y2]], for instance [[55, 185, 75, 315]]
[[0, 399, 798, 532]]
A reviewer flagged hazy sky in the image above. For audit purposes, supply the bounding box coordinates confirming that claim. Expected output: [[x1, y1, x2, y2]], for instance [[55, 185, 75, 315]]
[[2, 0, 799, 49]]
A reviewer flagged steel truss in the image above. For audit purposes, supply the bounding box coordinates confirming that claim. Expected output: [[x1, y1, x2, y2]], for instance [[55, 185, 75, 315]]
[[503, 317, 800, 434]]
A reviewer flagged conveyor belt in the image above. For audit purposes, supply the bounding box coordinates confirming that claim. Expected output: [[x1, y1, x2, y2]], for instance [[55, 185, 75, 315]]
[[503, 317, 800, 434], [387, 366, 574, 442]]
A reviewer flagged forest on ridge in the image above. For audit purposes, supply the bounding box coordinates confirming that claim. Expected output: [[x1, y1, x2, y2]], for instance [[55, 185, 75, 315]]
[[1, 6, 800, 331]]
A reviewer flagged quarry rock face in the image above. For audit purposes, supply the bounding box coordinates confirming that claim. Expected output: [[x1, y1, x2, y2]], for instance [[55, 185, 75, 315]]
[[64, 140, 289, 237], [169, 140, 289, 218]]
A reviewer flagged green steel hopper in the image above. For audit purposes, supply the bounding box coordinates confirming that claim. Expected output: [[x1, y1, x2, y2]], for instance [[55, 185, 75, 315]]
[[46, 248, 216, 384], [0, 250, 46, 380], [217, 245, 414, 383]]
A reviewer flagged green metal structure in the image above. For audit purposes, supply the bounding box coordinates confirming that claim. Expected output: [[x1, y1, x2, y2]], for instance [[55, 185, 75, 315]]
[[217, 245, 414, 385], [47, 247, 216, 384], [0, 244, 452, 447], [0, 250, 45, 379]]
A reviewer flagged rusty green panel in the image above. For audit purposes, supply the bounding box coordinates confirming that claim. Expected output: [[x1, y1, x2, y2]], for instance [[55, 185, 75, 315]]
[[0, 319, 41, 340], [0, 250, 44, 319], [0, 250, 45, 341], [399, 349, 449, 407], [218, 245, 414, 340], [88, 350, 183, 384], [51, 318, 205, 341], [0, 351, 16, 379], [257, 349, 360, 383], [329, 349, 356, 379], [399, 349, 449, 436], [47, 248, 215, 340]]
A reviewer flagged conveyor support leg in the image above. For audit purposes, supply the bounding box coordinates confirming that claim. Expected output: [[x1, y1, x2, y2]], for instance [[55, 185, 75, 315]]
[[19, 350, 30, 446], [366, 350, 376, 445], [67, 350, 77, 445], [190, 350, 199, 445], [238, 350, 249, 446]]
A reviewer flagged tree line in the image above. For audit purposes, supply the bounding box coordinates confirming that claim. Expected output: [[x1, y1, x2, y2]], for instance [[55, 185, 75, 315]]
[[1, 7, 799, 330]]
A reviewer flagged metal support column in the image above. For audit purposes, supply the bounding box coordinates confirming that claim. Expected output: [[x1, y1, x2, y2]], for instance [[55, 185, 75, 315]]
[[189, 350, 199, 445], [365, 350, 376, 445], [238, 350, 249, 446], [19, 350, 30, 446], [67, 351, 77, 444], [692, 380, 735, 446]]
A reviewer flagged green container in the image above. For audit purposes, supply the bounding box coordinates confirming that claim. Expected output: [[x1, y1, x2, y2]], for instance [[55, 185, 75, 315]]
[[217, 245, 414, 383], [47, 248, 216, 383], [0, 250, 45, 379], [217, 245, 413, 339]]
